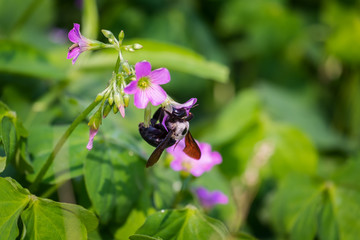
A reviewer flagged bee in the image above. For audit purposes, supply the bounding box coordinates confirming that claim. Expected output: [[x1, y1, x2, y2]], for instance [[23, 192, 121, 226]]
[[139, 106, 201, 167]]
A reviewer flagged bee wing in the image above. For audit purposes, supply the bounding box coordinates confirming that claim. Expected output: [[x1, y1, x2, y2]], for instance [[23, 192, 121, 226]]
[[146, 130, 173, 168], [183, 131, 201, 160]]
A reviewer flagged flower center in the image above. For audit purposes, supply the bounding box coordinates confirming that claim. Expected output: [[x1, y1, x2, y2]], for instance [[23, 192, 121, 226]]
[[137, 77, 150, 89]]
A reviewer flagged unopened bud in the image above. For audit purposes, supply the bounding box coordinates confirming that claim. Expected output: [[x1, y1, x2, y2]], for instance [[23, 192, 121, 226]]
[[108, 93, 114, 106], [102, 102, 112, 118], [133, 43, 143, 50], [123, 94, 130, 107], [122, 61, 131, 75], [118, 30, 125, 41], [95, 93, 104, 102], [113, 104, 119, 114], [114, 92, 123, 108], [102, 29, 114, 39]]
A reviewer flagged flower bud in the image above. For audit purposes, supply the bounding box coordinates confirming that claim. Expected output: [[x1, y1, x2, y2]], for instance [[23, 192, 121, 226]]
[[114, 92, 123, 109], [113, 104, 119, 114], [101, 29, 117, 45], [95, 93, 104, 102], [123, 94, 130, 107], [102, 102, 112, 118], [108, 93, 114, 106], [121, 61, 131, 75], [118, 30, 125, 42], [133, 43, 143, 50]]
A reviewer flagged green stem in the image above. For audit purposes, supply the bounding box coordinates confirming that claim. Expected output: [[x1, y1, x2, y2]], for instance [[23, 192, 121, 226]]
[[144, 104, 152, 127], [114, 56, 121, 74], [29, 100, 100, 192]]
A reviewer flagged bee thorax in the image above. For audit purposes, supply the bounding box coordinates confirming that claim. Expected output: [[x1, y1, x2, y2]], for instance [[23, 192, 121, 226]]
[[168, 121, 189, 141]]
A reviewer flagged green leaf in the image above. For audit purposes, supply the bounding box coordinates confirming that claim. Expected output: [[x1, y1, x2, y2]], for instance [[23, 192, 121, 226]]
[[84, 141, 146, 224], [27, 124, 89, 184], [270, 161, 360, 240], [21, 198, 98, 240], [0, 40, 65, 80], [130, 206, 230, 240], [115, 209, 148, 240], [0, 177, 30, 240], [270, 175, 323, 239], [81, 40, 229, 83], [267, 124, 318, 179], [1, 117, 17, 163], [203, 89, 261, 146], [0, 156, 6, 173]]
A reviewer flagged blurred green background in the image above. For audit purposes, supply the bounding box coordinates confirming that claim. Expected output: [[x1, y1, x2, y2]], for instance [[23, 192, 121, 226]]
[[1, 0, 360, 239]]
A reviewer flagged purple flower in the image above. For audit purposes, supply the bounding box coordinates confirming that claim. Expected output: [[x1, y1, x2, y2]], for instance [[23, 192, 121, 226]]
[[167, 140, 222, 177], [86, 127, 98, 150], [124, 61, 170, 109], [67, 23, 91, 64], [195, 187, 228, 209]]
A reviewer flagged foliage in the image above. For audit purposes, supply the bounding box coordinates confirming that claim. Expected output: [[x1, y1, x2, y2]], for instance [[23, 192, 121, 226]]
[[1, 0, 360, 239]]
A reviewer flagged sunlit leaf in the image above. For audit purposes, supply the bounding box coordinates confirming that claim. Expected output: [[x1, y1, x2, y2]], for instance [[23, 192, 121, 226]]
[[202, 89, 261, 146], [130, 206, 230, 240], [0, 40, 65, 80], [267, 124, 318, 179], [27, 124, 89, 184], [1, 117, 17, 163], [84, 141, 146, 224], [21, 198, 98, 240], [0, 177, 30, 240], [270, 160, 360, 240], [80, 40, 229, 83]]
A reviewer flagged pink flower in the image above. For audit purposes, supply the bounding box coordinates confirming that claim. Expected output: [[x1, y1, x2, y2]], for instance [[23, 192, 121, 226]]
[[167, 140, 222, 177], [124, 61, 170, 109], [67, 23, 91, 64], [195, 187, 228, 209]]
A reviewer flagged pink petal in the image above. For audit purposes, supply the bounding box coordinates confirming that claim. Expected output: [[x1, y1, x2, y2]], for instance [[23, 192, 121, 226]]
[[135, 61, 152, 79], [67, 47, 80, 59], [176, 98, 197, 109], [146, 84, 167, 106], [134, 90, 149, 109], [86, 128, 98, 150], [148, 68, 170, 85], [119, 105, 125, 118], [170, 159, 183, 171], [211, 152, 222, 164], [213, 191, 229, 204], [68, 23, 82, 43], [124, 81, 138, 94]]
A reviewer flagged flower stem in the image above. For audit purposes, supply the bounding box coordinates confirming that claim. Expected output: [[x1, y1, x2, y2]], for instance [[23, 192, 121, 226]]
[[144, 104, 152, 127], [29, 100, 101, 192]]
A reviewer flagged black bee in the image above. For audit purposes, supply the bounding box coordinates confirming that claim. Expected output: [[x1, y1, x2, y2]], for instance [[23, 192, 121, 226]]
[[139, 106, 201, 167]]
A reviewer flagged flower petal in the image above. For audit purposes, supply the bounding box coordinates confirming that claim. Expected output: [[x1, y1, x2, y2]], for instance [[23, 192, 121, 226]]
[[147, 84, 167, 106], [119, 105, 125, 118], [124, 80, 138, 94], [176, 98, 197, 109], [86, 128, 98, 150], [148, 68, 170, 85], [212, 191, 228, 204], [67, 47, 80, 59], [135, 61, 152, 79], [68, 23, 82, 43], [134, 90, 149, 109]]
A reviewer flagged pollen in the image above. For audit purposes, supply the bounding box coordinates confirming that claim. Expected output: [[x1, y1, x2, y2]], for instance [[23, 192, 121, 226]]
[[137, 77, 150, 89]]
